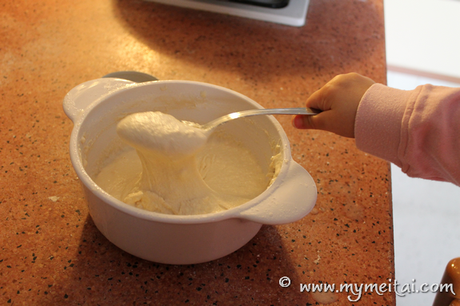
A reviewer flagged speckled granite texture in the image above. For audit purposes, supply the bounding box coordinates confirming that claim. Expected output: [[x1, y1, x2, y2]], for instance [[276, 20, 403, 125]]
[[0, 0, 393, 304]]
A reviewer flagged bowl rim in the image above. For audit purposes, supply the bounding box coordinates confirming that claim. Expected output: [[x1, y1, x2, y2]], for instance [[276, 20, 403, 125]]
[[68, 80, 293, 224]]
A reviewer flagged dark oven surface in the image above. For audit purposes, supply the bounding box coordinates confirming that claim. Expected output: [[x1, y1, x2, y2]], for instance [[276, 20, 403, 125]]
[[221, 0, 290, 9]]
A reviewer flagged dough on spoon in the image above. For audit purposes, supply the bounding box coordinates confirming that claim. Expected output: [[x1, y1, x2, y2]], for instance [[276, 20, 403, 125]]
[[116, 111, 207, 156]]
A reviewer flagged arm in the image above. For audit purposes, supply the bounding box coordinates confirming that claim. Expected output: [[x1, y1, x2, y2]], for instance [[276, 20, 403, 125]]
[[293, 73, 460, 186], [356, 83, 460, 185]]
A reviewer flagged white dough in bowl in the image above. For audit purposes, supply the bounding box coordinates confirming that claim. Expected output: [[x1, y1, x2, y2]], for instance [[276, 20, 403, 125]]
[[95, 111, 274, 215]]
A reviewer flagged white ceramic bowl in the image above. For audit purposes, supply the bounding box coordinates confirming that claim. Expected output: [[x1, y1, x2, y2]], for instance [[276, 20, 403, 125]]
[[63, 75, 316, 264]]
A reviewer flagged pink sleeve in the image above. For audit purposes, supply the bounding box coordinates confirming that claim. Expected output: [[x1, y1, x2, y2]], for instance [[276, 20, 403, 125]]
[[355, 83, 460, 186]]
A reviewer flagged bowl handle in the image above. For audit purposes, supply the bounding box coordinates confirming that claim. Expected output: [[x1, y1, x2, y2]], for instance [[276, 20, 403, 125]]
[[63, 78, 135, 122], [238, 161, 317, 225]]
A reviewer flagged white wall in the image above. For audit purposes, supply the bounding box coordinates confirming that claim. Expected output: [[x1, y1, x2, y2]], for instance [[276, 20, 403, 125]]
[[385, 0, 460, 80], [385, 1, 460, 305]]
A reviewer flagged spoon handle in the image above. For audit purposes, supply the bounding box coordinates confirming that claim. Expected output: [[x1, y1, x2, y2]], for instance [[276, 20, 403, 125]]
[[233, 107, 321, 117], [201, 107, 320, 131]]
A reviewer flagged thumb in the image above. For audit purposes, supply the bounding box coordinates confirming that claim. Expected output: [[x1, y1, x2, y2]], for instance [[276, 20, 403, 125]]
[[292, 112, 331, 131]]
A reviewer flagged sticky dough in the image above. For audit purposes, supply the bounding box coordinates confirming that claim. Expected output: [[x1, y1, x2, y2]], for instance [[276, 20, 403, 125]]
[[94, 111, 271, 215]]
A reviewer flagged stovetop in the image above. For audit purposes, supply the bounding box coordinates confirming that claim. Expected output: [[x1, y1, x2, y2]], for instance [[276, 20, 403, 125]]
[[145, 0, 309, 27]]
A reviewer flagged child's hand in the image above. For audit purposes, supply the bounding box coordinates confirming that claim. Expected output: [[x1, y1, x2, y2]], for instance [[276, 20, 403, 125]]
[[292, 73, 375, 138]]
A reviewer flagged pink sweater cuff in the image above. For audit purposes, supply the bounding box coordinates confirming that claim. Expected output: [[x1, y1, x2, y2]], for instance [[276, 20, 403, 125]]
[[355, 83, 414, 167]]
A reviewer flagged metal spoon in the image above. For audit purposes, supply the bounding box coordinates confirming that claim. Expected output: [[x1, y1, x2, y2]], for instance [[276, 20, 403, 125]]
[[199, 107, 320, 134], [102, 71, 320, 134]]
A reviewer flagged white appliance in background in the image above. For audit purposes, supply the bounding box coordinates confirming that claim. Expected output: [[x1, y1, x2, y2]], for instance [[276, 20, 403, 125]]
[[144, 0, 310, 27]]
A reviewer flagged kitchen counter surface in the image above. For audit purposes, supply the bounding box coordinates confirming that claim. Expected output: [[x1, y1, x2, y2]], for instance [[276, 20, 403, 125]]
[[0, 0, 393, 304]]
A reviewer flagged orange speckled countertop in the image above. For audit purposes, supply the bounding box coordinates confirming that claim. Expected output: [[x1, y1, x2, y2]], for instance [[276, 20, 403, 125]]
[[0, 0, 394, 305]]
